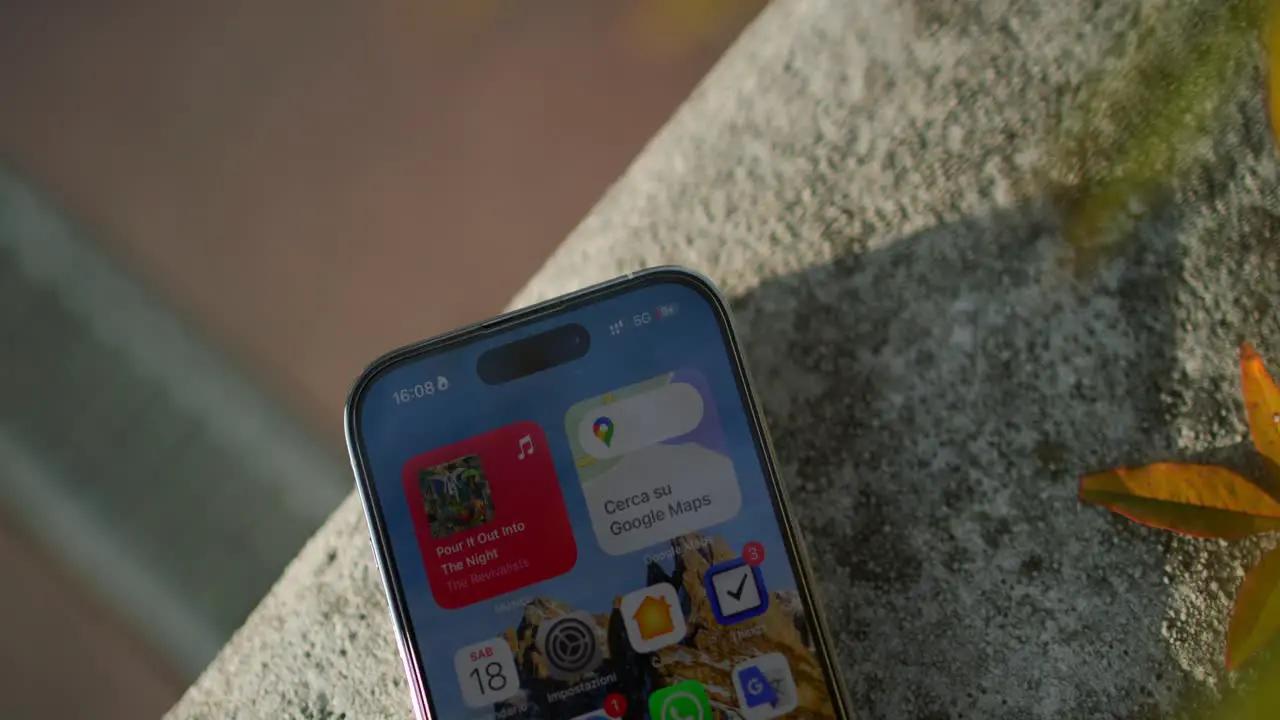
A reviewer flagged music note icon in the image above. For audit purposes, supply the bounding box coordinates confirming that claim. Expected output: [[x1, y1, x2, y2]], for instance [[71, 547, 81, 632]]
[[517, 434, 534, 460]]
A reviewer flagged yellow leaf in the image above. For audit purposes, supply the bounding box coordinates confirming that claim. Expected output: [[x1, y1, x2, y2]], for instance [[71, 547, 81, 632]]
[[1079, 463, 1280, 539], [1228, 545, 1280, 669], [1242, 342, 1280, 470]]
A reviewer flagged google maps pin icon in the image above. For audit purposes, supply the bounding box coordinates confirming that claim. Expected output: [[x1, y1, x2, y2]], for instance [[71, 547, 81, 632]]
[[593, 417, 615, 447]]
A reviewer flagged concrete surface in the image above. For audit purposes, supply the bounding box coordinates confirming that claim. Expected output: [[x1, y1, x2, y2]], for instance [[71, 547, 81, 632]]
[[167, 0, 1280, 717]]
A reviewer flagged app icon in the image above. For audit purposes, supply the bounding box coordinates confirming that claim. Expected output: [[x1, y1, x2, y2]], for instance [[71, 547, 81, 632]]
[[732, 653, 799, 719], [401, 421, 577, 609], [649, 681, 712, 720], [706, 558, 768, 625], [454, 637, 521, 708], [592, 416, 615, 446], [565, 370, 743, 556], [620, 582, 687, 652], [535, 612, 603, 680]]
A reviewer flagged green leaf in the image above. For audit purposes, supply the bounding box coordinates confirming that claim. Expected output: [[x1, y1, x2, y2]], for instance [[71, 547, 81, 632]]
[[619, 0, 766, 59], [1049, 0, 1268, 277], [1079, 463, 1280, 539], [1228, 545, 1280, 669], [1265, 0, 1280, 155], [1206, 608, 1280, 719]]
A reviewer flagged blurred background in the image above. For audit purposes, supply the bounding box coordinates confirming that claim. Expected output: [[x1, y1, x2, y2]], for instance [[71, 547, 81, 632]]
[[0, 1, 763, 717]]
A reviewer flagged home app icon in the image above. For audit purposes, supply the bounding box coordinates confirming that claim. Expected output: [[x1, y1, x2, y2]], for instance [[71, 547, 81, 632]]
[[619, 582, 687, 653]]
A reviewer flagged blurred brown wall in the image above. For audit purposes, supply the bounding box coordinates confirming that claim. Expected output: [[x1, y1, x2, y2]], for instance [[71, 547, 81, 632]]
[[0, 1, 760, 717], [0, 0, 759, 427], [0, 511, 182, 719]]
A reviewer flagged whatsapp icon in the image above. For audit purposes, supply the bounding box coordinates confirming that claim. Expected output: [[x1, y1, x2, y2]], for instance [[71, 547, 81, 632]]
[[649, 681, 713, 720]]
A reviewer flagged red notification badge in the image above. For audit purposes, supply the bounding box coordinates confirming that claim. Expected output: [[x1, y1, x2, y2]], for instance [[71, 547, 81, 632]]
[[603, 693, 628, 718]]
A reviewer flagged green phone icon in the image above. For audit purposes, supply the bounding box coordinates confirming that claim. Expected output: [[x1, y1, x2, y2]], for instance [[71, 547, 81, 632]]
[[648, 681, 713, 720]]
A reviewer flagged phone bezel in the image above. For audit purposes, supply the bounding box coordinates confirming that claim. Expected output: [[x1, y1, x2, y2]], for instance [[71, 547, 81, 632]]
[[344, 266, 854, 720]]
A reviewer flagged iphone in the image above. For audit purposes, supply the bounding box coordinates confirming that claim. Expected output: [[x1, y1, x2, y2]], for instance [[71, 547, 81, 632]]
[[345, 267, 851, 720]]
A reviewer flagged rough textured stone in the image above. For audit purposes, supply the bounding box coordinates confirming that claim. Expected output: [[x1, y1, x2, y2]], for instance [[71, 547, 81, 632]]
[[168, 0, 1280, 717]]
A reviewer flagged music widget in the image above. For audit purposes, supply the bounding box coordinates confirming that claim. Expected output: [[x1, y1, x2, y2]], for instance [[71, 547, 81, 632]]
[[401, 421, 576, 608]]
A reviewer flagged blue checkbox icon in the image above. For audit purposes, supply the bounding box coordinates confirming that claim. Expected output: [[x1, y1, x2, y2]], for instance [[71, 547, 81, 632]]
[[705, 558, 768, 625]]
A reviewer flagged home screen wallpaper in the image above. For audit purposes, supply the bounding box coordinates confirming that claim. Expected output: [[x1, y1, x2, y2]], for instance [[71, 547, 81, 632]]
[[357, 279, 839, 720]]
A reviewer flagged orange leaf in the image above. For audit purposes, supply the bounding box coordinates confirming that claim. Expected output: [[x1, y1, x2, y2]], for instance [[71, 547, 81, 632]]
[[1242, 342, 1280, 467], [1080, 463, 1280, 539], [1228, 544, 1280, 669]]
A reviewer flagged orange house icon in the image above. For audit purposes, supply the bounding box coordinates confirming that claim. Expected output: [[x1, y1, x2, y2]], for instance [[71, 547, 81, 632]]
[[631, 594, 676, 640]]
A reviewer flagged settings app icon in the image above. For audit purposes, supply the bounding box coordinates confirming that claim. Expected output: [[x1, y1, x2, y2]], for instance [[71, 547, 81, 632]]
[[536, 612, 603, 680]]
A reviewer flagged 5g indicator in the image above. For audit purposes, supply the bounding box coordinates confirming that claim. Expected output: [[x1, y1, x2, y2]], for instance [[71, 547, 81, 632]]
[[609, 302, 680, 339], [633, 302, 679, 328]]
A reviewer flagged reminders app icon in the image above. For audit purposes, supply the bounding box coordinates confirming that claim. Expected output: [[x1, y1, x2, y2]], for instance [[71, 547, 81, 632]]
[[706, 558, 768, 625]]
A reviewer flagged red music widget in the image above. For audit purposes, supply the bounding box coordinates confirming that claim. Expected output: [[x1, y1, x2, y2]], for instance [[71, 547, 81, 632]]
[[401, 421, 577, 609]]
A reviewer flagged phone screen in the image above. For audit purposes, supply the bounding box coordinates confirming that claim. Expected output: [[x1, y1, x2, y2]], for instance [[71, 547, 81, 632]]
[[350, 273, 843, 720]]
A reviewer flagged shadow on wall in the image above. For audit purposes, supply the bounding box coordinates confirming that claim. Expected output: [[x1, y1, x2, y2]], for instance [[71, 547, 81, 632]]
[[724, 194, 1240, 717]]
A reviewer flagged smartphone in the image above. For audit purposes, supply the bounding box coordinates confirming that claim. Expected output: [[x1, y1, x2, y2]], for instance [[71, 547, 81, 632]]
[[345, 267, 851, 720]]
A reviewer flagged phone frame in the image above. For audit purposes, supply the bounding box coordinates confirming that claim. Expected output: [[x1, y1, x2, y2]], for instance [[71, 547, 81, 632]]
[[344, 266, 853, 720]]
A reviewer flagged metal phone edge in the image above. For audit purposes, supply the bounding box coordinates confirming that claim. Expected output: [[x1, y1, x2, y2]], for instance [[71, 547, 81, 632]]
[[688, 270, 858, 720], [343, 265, 855, 719], [345, 434, 432, 720]]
